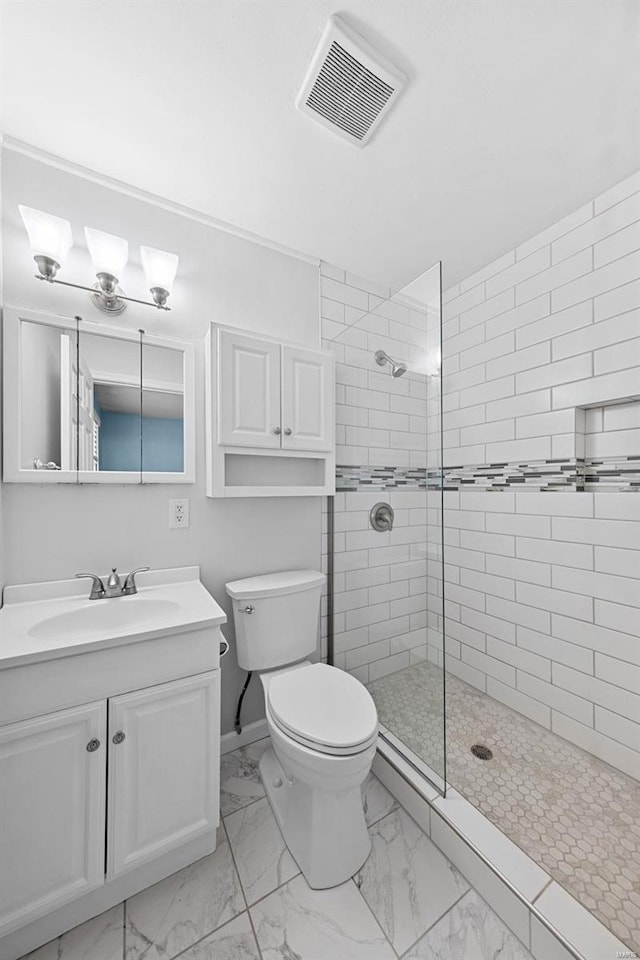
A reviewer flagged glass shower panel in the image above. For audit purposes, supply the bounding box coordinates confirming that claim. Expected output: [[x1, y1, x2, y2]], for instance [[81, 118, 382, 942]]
[[324, 261, 445, 792]]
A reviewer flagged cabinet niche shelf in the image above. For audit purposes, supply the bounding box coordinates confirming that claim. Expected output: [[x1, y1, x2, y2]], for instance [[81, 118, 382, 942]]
[[205, 324, 335, 497]]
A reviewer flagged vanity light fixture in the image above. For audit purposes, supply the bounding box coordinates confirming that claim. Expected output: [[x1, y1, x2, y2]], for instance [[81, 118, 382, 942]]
[[19, 205, 179, 314], [140, 245, 179, 309], [18, 205, 74, 281]]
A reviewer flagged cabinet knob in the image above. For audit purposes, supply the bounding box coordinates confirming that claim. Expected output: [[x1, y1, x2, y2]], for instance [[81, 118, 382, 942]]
[[112, 730, 126, 745], [284, 427, 293, 436], [86, 738, 101, 753], [273, 427, 281, 435]]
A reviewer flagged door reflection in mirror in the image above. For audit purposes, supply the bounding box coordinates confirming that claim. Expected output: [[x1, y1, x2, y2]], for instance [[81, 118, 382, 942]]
[[19, 319, 78, 472]]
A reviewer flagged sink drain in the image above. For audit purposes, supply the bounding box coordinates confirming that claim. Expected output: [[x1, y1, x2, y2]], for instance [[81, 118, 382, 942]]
[[470, 743, 493, 761]]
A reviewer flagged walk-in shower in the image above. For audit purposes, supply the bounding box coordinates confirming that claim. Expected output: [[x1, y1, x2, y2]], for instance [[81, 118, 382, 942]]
[[321, 228, 640, 958]]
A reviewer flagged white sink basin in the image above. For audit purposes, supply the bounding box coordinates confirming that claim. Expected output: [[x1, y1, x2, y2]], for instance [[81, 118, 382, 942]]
[[28, 597, 180, 642]]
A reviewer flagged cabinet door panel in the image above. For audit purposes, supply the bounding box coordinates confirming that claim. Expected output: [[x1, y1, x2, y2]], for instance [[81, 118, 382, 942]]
[[108, 672, 219, 879], [0, 701, 106, 936], [219, 331, 281, 448], [281, 347, 334, 451]]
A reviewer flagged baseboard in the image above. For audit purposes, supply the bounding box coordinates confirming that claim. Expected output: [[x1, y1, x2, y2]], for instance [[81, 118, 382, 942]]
[[221, 718, 268, 754], [373, 744, 629, 960]]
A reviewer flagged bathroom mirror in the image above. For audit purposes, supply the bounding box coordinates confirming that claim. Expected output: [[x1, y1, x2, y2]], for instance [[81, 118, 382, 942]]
[[12, 313, 79, 481], [3, 307, 196, 483], [78, 329, 143, 476], [141, 342, 186, 476]]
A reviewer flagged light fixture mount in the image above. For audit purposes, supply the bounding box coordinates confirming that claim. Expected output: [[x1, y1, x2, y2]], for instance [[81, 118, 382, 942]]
[[91, 277, 128, 315]]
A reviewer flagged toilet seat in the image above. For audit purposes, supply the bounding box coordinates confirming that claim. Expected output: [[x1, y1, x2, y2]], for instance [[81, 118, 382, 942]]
[[266, 662, 378, 757]]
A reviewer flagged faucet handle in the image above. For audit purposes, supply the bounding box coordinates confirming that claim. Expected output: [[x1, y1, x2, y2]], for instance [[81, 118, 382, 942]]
[[123, 566, 150, 596], [75, 573, 105, 600]]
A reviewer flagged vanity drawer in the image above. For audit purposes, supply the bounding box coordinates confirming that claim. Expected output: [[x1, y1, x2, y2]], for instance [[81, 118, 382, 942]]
[[0, 627, 222, 726]]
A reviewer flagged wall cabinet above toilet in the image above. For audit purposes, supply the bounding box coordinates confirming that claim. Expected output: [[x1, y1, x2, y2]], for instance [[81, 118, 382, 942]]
[[206, 324, 335, 497]]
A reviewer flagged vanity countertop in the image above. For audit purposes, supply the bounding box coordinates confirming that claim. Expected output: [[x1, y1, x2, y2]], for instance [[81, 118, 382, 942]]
[[0, 566, 226, 669]]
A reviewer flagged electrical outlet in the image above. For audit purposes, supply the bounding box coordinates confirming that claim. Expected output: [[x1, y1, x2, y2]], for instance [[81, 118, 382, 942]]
[[169, 498, 190, 529]]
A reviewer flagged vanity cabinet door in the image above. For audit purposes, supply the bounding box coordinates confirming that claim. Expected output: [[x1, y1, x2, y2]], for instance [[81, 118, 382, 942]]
[[281, 346, 334, 452], [107, 671, 220, 879], [218, 330, 282, 448], [0, 701, 106, 937]]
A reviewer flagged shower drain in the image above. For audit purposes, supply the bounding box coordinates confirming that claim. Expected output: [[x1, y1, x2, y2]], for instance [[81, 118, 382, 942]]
[[470, 743, 493, 761]]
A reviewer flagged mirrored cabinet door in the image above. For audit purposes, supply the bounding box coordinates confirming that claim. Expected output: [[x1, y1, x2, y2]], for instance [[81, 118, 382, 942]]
[[141, 341, 184, 476], [78, 329, 142, 481], [141, 335, 195, 483], [8, 312, 80, 482]]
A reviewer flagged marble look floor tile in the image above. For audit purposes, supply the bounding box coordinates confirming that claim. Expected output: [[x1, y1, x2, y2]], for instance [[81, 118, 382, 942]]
[[403, 890, 533, 959], [224, 796, 299, 904], [125, 843, 245, 960], [362, 772, 398, 827], [22, 904, 124, 960], [220, 740, 269, 817], [357, 807, 469, 955], [250, 874, 395, 960], [177, 913, 260, 960]]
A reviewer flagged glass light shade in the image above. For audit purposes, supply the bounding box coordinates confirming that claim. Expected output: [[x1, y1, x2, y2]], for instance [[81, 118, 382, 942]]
[[19, 205, 73, 265], [140, 245, 179, 293], [84, 227, 128, 280]]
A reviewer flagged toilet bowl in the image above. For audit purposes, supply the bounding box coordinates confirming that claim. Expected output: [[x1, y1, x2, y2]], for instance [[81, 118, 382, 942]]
[[225, 570, 378, 889], [260, 662, 377, 888]]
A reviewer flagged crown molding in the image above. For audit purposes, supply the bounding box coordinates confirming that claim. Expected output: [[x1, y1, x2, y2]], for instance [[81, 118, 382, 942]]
[[2, 136, 321, 268]]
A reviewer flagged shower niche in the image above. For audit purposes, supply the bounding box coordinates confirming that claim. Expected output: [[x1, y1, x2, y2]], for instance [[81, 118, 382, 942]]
[[205, 323, 335, 497]]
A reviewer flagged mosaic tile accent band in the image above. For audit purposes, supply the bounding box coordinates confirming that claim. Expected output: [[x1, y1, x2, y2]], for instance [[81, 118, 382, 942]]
[[336, 457, 640, 492]]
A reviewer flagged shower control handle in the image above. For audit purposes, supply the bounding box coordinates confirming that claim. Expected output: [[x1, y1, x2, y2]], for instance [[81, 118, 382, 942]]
[[370, 502, 394, 532]]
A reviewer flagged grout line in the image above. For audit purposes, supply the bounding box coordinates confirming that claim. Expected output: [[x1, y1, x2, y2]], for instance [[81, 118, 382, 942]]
[[348, 875, 400, 959], [221, 791, 267, 821], [398, 888, 471, 959], [246, 906, 265, 960], [532, 877, 554, 904]]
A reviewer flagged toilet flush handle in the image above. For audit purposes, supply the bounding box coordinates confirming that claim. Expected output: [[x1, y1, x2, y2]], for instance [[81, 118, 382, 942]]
[[241, 604, 255, 614]]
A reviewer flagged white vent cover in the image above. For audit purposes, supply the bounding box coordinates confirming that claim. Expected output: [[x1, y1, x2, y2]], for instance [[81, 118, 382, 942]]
[[296, 16, 407, 147]]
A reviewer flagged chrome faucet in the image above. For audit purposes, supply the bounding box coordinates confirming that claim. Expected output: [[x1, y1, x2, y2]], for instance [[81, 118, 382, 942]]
[[75, 566, 150, 600]]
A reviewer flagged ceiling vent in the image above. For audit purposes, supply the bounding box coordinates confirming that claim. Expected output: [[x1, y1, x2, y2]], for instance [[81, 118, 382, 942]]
[[296, 16, 407, 147]]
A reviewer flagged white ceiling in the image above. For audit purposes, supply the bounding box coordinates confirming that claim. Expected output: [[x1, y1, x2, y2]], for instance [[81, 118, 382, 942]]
[[2, 0, 638, 291]]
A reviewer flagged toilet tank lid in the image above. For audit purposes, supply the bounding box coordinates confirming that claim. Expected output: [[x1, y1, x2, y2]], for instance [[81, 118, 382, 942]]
[[225, 569, 325, 600]]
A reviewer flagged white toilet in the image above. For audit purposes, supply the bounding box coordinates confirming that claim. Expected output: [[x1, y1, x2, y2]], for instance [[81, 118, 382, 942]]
[[225, 569, 378, 889]]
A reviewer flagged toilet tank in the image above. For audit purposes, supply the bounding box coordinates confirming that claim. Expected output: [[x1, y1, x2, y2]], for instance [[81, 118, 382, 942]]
[[225, 570, 325, 671]]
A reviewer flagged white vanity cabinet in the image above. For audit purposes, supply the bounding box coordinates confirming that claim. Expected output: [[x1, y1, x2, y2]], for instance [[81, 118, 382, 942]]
[[207, 324, 335, 496], [0, 567, 226, 960], [107, 672, 219, 879], [0, 702, 107, 937]]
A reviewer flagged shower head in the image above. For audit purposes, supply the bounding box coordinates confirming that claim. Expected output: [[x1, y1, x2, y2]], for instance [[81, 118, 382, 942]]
[[374, 349, 408, 378]]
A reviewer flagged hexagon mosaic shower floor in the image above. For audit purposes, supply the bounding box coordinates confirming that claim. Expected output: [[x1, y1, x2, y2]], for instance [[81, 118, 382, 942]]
[[367, 659, 640, 954]]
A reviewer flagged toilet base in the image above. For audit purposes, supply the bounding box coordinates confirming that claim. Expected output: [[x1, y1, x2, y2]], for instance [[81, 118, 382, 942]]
[[260, 746, 372, 889]]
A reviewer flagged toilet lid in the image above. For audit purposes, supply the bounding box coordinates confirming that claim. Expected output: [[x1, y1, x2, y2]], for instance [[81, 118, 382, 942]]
[[267, 662, 378, 751]]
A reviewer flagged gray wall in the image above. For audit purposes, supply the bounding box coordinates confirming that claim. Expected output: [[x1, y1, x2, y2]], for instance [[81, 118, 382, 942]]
[[1, 147, 323, 735]]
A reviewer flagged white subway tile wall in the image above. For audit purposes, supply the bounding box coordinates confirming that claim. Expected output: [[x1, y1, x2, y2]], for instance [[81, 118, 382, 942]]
[[433, 170, 640, 778], [322, 171, 640, 779]]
